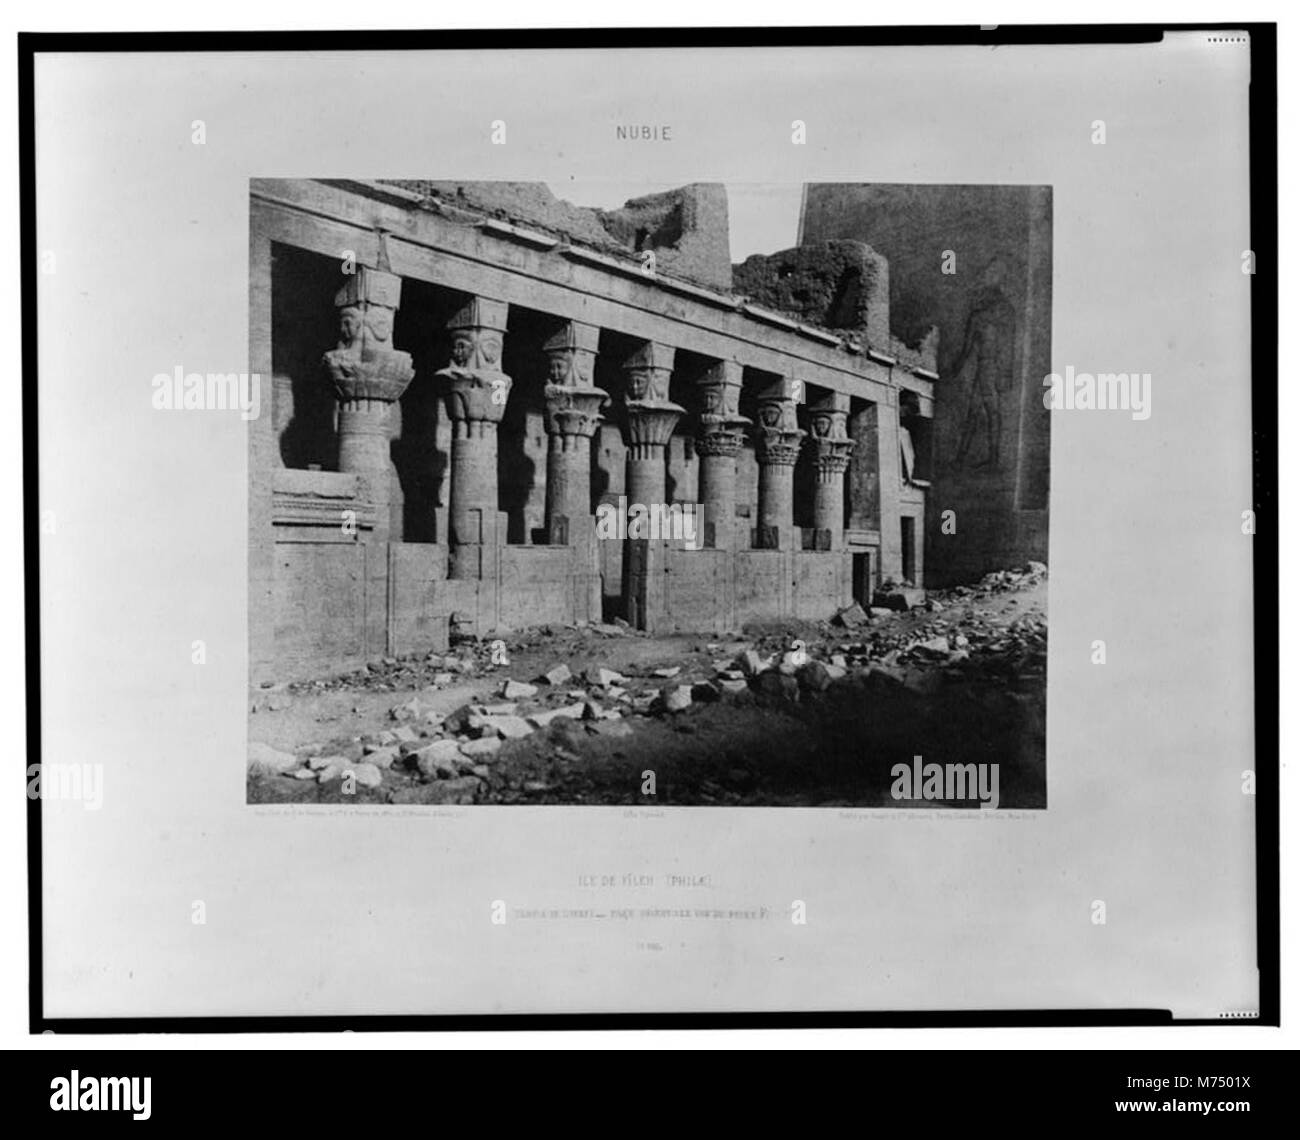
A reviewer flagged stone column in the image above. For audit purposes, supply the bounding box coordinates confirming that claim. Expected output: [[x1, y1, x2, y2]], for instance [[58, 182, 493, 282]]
[[387, 399, 405, 540], [622, 342, 684, 507], [754, 386, 806, 550], [436, 297, 511, 579], [695, 360, 750, 549], [322, 265, 414, 545], [543, 321, 608, 545], [808, 391, 855, 550]]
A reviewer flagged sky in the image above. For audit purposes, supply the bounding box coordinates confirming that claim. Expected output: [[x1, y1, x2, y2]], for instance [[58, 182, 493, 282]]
[[545, 181, 805, 263]]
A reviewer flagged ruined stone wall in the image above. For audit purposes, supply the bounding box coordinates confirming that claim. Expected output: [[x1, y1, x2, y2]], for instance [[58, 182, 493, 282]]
[[801, 183, 1052, 585], [383, 180, 733, 292], [732, 240, 891, 349]]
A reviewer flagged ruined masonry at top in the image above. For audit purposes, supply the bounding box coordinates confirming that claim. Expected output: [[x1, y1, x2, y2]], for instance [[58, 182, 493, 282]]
[[250, 179, 940, 682]]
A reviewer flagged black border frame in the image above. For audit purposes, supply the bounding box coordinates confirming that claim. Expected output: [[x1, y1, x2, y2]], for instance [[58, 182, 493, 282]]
[[19, 22, 1279, 1034]]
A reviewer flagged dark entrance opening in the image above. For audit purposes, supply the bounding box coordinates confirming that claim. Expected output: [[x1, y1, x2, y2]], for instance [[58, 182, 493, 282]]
[[901, 517, 916, 584], [852, 551, 874, 607]]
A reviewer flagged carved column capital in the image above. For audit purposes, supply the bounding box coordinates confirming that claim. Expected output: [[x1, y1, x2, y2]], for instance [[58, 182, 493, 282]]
[[754, 394, 806, 466], [323, 266, 415, 407], [807, 394, 854, 477], [623, 341, 684, 456], [437, 297, 512, 425], [544, 321, 608, 439], [696, 359, 750, 457]]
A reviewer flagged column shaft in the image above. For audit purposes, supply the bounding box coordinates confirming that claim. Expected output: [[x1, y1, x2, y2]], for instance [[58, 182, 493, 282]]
[[622, 342, 683, 508], [438, 297, 511, 580], [323, 265, 414, 546], [754, 388, 805, 550], [543, 321, 607, 545], [808, 392, 854, 550], [696, 360, 749, 549]]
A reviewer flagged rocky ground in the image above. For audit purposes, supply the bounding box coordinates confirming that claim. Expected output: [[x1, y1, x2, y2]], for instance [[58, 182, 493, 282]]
[[247, 563, 1048, 808]]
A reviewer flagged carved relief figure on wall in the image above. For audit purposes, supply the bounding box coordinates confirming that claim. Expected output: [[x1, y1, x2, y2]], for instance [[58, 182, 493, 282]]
[[952, 257, 1018, 471]]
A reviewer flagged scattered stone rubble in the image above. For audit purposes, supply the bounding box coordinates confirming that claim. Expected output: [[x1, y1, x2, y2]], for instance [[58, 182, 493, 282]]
[[248, 565, 1048, 800]]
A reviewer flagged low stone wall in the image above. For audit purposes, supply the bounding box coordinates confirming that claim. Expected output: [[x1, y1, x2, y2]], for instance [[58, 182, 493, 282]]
[[624, 541, 853, 633], [499, 544, 582, 629]]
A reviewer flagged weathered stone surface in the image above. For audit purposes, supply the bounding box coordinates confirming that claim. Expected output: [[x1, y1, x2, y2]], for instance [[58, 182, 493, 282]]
[[876, 586, 925, 611], [460, 736, 503, 759], [481, 714, 533, 740], [661, 684, 694, 712], [539, 664, 572, 686], [352, 762, 384, 789], [592, 718, 635, 739], [309, 753, 347, 771], [527, 703, 585, 728], [248, 742, 301, 777], [316, 759, 350, 783], [479, 701, 518, 716], [915, 636, 951, 655], [390, 696, 424, 721], [733, 240, 887, 342], [443, 704, 479, 733], [586, 667, 626, 686], [501, 679, 538, 700], [754, 671, 800, 703], [383, 181, 733, 290], [413, 739, 464, 778], [797, 661, 833, 692], [834, 602, 869, 628], [363, 745, 400, 769]]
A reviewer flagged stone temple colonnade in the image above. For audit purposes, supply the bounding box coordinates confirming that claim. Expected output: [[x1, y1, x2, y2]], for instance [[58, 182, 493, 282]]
[[249, 179, 936, 681]]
